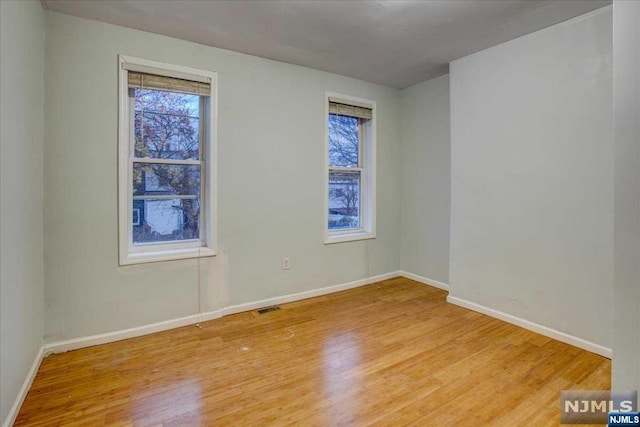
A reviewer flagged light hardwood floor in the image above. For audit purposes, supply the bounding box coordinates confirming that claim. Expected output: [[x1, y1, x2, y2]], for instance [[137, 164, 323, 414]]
[[15, 277, 610, 426]]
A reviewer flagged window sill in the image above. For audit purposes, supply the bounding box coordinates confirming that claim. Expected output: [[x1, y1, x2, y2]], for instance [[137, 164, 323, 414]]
[[120, 246, 216, 266], [324, 230, 376, 245]]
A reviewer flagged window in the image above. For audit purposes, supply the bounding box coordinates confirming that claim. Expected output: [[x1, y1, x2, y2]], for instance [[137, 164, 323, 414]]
[[118, 56, 217, 265], [325, 93, 376, 244]]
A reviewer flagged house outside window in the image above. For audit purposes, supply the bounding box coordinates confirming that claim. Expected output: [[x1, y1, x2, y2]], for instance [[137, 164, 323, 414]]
[[325, 93, 376, 244], [118, 56, 217, 265]]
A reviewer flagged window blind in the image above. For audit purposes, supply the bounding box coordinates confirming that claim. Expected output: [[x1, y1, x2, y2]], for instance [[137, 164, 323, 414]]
[[329, 102, 372, 120], [128, 71, 211, 96]]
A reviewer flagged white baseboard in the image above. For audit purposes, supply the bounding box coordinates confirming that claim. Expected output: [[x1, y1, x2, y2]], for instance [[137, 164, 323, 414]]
[[399, 271, 449, 291], [44, 310, 223, 354], [2, 345, 44, 427], [446, 295, 612, 359], [222, 271, 402, 315], [44, 271, 402, 354]]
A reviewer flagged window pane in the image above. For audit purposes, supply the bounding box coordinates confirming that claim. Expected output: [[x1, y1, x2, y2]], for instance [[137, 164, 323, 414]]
[[133, 198, 200, 244], [328, 170, 360, 230], [328, 114, 359, 167], [134, 88, 200, 160], [133, 164, 200, 197]]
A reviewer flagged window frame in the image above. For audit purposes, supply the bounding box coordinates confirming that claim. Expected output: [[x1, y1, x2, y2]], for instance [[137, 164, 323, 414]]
[[324, 92, 376, 244], [118, 55, 217, 265]]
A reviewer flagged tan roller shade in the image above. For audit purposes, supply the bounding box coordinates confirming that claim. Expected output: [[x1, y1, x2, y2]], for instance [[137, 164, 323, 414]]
[[128, 71, 210, 96], [329, 102, 372, 120]]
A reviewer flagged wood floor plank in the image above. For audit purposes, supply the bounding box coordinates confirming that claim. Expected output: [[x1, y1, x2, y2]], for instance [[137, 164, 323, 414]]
[[15, 278, 611, 426]]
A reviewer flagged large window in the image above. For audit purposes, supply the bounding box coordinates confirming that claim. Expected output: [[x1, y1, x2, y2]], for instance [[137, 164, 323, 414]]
[[325, 94, 376, 244], [118, 56, 217, 265]]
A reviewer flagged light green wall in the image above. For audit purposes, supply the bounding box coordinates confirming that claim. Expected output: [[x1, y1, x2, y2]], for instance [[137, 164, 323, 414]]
[[450, 7, 613, 348], [0, 0, 45, 423], [612, 0, 640, 394], [44, 11, 402, 342], [399, 75, 450, 283]]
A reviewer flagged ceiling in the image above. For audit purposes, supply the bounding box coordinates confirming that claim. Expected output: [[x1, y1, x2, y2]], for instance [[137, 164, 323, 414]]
[[42, 0, 611, 89]]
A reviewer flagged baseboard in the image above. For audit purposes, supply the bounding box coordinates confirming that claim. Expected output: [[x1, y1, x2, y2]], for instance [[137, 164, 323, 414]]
[[399, 271, 449, 291], [44, 310, 223, 354], [446, 295, 612, 359], [2, 345, 44, 427], [44, 271, 402, 354], [222, 271, 402, 316]]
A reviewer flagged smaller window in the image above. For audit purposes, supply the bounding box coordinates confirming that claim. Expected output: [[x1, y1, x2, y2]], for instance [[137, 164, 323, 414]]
[[325, 93, 376, 244]]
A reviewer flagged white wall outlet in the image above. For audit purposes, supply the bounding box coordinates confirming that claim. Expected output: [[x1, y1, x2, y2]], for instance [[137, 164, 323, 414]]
[[283, 258, 290, 270]]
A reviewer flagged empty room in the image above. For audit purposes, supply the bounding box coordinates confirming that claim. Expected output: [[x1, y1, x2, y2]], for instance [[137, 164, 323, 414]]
[[1, 0, 639, 425]]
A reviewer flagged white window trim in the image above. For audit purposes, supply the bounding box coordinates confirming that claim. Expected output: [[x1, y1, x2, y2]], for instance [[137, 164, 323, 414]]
[[324, 92, 376, 244], [118, 55, 218, 265]]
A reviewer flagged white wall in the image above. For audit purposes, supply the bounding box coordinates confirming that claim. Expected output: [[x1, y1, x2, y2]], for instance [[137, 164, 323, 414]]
[[612, 0, 640, 393], [449, 7, 613, 348], [44, 11, 401, 342], [0, 0, 45, 423], [400, 75, 450, 283]]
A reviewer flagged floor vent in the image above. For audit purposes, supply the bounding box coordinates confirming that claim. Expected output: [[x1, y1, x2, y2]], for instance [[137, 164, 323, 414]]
[[256, 305, 281, 315]]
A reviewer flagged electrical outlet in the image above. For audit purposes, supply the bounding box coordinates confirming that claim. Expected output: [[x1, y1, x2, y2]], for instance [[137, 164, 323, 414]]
[[283, 258, 290, 270]]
